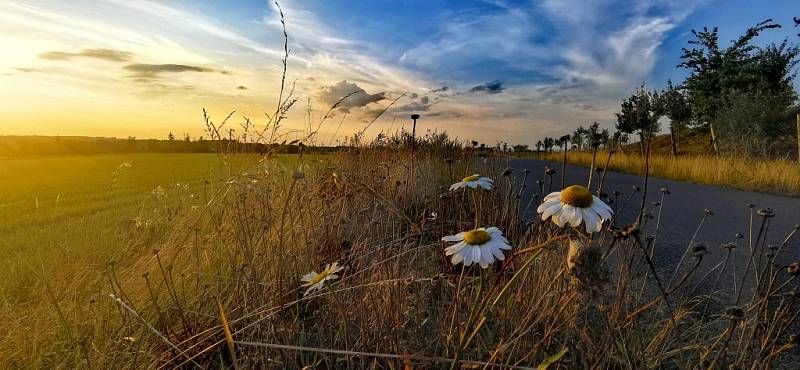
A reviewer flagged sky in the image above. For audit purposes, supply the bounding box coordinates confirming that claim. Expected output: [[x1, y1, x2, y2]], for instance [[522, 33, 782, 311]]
[[1, 0, 798, 146]]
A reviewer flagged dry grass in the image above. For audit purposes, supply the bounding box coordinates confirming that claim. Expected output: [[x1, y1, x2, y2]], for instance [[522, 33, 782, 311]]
[[78, 142, 798, 369], [538, 150, 800, 197]]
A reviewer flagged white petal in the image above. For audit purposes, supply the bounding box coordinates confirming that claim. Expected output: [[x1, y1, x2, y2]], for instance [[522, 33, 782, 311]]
[[489, 244, 506, 260], [540, 201, 563, 220], [472, 246, 482, 266], [445, 242, 467, 256], [569, 207, 583, 227], [485, 227, 501, 235], [442, 232, 466, 242], [467, 182, 478, 188], [591, 201, 612, 220], [556, 205, 574, 227], [543, 192, 561, 202], [537, 198, 560, 213], [583, 209, 599, 233], [592, 196, 613, 213], [451, 250, 465, 265]]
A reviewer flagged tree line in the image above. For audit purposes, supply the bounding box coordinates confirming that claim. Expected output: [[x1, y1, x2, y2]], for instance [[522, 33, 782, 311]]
[[535, 18, 800, 159]]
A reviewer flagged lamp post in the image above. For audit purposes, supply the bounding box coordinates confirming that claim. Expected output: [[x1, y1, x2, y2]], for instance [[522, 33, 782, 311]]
[[410, 114, 420, 149]]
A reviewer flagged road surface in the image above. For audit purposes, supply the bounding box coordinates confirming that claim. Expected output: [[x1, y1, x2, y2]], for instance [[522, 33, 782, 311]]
[[509, 158, 800, 281]]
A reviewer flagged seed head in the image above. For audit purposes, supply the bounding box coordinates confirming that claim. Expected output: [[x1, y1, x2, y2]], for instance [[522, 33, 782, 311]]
[[722, 243, 736, 250], [787, 262, 800, 277], [704, 208, 713, 215], [544, 167, 556, 175], [725, 306, 744, 320], [746, 203, 755, 208], [632, 185, 641, 192], [659, 187, 670, 194], [735, 233, 744, 239], [757, 208, 775, 218], [502, 168, 514, 177], [692, 243, 708, 259]]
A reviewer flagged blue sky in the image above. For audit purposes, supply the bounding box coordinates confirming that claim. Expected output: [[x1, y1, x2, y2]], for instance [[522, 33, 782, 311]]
[[1, 0, 798, 144]]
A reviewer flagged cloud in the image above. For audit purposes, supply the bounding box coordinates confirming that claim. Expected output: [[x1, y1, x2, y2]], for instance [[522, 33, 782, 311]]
[[123, 63, 221, 79], [14, 67, 41, 73], [39, 48, 133, 62], [315, 80, 386, 112], [237, 85, 248, 90], [468, 80, 504, 94], [394, 95, 434, 113]]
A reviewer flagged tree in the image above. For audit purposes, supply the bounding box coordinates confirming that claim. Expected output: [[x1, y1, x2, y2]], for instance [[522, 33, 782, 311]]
[[168, 132, 175, 141], [535, 140, 544, 154], [678, 19, 798, 154], [661, 80, 693, 155], [571, 126, 586, 150], [512, 144, 529, 152], [615, 86, 662, 155]]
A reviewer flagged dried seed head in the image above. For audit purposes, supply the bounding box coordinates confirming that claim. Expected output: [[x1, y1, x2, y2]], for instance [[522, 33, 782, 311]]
[[544, 167, 556, 175], [757, 208, 775, 217], [735, 233, 744, 239], [652, 201, 661, 206], [502, 168, 514, 177], [704, 208, 714, 215], [613, 190, 621, 196], [523, 169, 531, 174], [787, 262, 800, 277], [746, 203, 755, 208], [722, 243, 736, 250], [659, 187, 670, 194], [692, 243, 708, 259], [632, 185, 641, 192], [725, 306, 744, 320]]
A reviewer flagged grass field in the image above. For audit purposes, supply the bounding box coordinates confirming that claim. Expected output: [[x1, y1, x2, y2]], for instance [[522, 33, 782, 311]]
[[0, 153, 261, 367], [537, 150, 800, 197], [2, 149, 798, 369]]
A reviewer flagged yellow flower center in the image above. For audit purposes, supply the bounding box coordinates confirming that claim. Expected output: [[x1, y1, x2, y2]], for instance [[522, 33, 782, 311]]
[[462, 175, 480, 182], [560, 185, 593, 208], [463, 229, 491, 245], [311, 270, 332, 284]]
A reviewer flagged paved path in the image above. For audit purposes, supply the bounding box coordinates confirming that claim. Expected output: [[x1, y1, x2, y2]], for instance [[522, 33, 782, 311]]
[[509, 158, 800, 279]]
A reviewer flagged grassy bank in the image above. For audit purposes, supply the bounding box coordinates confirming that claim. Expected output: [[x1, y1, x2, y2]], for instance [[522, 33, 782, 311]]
[[537, 150, 800, 196]]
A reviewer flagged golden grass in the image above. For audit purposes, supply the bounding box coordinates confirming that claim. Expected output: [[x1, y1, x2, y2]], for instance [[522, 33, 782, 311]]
[[539, 150, 800, 196]]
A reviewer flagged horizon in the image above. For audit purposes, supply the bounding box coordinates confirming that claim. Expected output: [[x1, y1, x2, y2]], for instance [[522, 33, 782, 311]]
[[1, 0, 798, 146]]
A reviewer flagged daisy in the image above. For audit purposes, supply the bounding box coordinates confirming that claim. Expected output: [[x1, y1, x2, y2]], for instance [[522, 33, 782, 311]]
[[442, 227, 512, 268], [301, 262, 343, 296], [537, 185, 612, 233], [450, 174, 493, 191]]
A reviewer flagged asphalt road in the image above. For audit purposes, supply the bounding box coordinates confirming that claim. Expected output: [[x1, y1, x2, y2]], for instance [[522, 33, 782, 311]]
[[509, 158, 800, 281]]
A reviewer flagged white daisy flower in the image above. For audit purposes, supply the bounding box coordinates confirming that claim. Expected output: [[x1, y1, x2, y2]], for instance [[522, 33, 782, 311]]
[[537, 185, 613, 233], [441, 227, 512, 268], [450, 174, 493, 191], [301, 262, 344, 296]]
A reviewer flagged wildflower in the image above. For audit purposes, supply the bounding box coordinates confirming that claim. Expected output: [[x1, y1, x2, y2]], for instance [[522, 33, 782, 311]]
[[450, 175, 493, 191], [301, 262, 344, 296], [566, 239, 609, 289], [537, 185, 613, 233], [442, 227, 511, 268]]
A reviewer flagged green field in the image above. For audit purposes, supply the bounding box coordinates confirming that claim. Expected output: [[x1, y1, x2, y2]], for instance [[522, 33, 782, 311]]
[[0, 153, 250, 366]]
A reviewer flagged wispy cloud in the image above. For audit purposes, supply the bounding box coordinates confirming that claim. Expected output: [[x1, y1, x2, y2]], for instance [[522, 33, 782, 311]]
[[39, 48, 133, 62], [123, 63, 224, 80]]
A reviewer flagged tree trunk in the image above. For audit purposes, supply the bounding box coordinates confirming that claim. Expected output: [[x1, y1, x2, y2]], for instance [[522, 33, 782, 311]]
[[708, 122, 719, 155], [669, 125, 677, 156], [638, 131, 646, 156]]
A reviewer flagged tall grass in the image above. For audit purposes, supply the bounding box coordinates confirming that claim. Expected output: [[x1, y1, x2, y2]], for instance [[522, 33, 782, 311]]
[[88, 139, 799, 369], [538, 150, 800, 197]]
